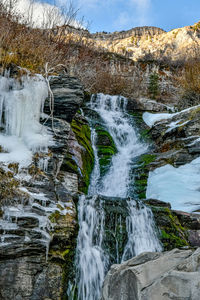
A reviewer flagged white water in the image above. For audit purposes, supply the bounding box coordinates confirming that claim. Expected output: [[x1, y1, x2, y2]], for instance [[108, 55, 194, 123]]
[[90, 93, 146, 197], [76, 94, 162, 300], [76, 195, 108, 300], [0, 74, 51, 167]]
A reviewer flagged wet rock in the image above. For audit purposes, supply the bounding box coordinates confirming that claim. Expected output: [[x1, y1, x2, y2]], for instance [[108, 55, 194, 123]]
[[146, 198, 171, 208], [102, 248, 200, 300]]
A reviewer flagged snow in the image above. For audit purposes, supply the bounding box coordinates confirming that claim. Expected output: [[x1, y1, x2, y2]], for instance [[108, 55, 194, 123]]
[[143, 104, 200, 128], [143, 112, 172, 127], [188, 137, 200, 146], [165, 120, 190, 133], [0, 135, 32, 167], [146, 157, 200, 213], [0, 75, 52, 168]]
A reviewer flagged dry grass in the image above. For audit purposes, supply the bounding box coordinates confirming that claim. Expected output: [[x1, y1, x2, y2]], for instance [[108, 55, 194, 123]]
[[180, 59, 200, 94]]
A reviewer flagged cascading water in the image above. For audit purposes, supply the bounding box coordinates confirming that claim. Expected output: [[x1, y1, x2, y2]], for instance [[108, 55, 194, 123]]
[[75, 93, 162, 300]]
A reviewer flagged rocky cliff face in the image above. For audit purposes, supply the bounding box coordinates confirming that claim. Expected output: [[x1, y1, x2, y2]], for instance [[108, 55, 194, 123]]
[[0, 74, 94, 299], [91, 26, 165, 41], [89, 22, 200, 62]]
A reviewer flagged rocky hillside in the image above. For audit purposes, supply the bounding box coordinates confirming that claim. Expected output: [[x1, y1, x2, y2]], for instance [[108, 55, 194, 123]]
[[61, 21, 200, 62], [88, 22, 200, 62], [0, 10, 200, 299]]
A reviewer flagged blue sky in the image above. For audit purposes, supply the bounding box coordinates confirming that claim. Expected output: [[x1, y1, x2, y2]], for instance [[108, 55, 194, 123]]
[[44, 0, 200, 33]]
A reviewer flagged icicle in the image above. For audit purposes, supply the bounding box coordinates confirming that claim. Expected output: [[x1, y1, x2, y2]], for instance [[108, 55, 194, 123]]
[[0, 74, 51, 167]]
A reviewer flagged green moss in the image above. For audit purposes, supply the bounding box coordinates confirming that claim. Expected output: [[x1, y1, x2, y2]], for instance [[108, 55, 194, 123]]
[[140, 129, 151, 141], [135, 179, 147, 186], [98, 146, 116, 156], [94, 125, 117, 177], [149, 206, 189, 250], [62, 155, 79, 174], [48, 210, 61, 223], [71, 115, 94, 193], [133, 154, 157, 199], [138, 192, 146, 199], [161, 230, 188, 249], [138, 154, 157, 167], [48, 209, 78, 300]]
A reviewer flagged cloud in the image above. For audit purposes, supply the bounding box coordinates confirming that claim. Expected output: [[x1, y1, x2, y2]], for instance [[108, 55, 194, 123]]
[[129, 0, 151, 25], [8, 0, 80, 28], [131, 0, 151, 11]]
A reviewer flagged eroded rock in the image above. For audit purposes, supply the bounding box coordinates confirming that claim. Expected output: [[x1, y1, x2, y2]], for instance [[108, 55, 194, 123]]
[[102, 248, 200, 300]]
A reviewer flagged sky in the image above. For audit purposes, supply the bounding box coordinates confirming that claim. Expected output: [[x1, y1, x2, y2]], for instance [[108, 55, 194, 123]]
[[16, 0, 200, 33]]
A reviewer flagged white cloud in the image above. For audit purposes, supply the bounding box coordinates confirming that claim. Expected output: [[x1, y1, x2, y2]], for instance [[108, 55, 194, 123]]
[[129, 0, 151, 25], [6, 0, 80, 28], [131, 0, 151, 11]]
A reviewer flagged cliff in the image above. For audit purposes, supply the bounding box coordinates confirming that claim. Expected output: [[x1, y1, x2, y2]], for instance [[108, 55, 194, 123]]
[[89, 23, 200, 62], [0, 73, 94, 299]]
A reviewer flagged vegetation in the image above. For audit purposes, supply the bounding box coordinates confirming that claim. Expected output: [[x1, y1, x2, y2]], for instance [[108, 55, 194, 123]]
[[70, 114, 94, 193], [95, 126, 117, 176], [148, 72, 159, 99], [0, 0, 85, 73]]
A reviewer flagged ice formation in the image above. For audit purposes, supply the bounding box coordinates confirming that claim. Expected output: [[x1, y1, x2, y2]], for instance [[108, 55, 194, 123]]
[[0, 74, 51, 167]]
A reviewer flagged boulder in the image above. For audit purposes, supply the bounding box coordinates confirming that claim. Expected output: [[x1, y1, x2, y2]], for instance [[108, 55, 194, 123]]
[[102, 248, 200, 300]]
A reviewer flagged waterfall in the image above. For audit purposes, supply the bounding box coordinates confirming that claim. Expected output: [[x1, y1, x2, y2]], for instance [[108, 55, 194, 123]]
[[75, 94, 162, 300]]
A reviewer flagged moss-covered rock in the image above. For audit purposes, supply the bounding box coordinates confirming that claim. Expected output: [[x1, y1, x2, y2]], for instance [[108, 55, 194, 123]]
[[145, 201, 189, 250], [71, 114, 94, 193], [95, 125, 117, 176], [0, 167, 20, 202], [61, 113, 94, 194], [48, 202, 78, 299], [134, 153, 157, 199]]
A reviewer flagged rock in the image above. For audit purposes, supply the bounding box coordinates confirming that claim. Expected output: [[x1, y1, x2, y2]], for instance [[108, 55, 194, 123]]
[[149, 105, 200, 166], [101, 248, 200, 300], [146, 198, 171, 208], [127, 97, 173, 113], [0, 74, 91, 299], [89, 23, 200, 63], [91, 26, 165, 41], [188, 230, 200, 247], [44, 75, 84, 123]]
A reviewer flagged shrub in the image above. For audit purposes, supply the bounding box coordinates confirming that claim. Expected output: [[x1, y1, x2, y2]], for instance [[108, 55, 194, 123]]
[[148, 72, 159, 99]]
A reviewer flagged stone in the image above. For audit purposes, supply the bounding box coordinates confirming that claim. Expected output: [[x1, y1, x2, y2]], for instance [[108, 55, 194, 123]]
[[101, 248, 200, 300], [0, 74, 88, 299], [188, 230, 200, 247], [44, 75, 84, 123], [127, 97, 173, 113]]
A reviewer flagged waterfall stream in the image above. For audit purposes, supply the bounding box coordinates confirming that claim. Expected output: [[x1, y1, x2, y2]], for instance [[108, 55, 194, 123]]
[[75, 94, 162, 300]]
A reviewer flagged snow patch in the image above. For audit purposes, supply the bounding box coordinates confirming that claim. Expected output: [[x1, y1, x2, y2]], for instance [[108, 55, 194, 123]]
[[143, 112, 172, 127], [143, 104, 200, 128], [146, 157, 200, 213]]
